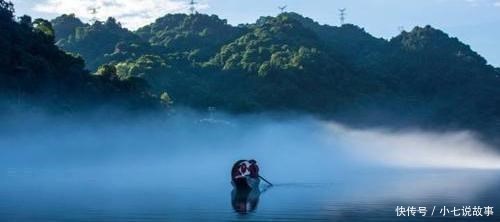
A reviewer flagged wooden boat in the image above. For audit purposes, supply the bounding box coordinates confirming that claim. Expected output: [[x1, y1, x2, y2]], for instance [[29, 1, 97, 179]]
[[231, 160, 261, 190], [232, 176, 260, 190]]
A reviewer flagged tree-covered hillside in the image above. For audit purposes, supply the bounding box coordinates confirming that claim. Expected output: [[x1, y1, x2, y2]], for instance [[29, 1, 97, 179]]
[[10, 4, 499, 138], [51, 13, 84, 42], [51, 12, 500, 135], [54, 16, 143, 71], [0, 0, 162, 112], [380, 26, 499, 128], [136, 14, 245, 62]]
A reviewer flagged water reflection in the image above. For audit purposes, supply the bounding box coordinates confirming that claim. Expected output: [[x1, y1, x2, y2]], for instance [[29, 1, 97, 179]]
[[231, 188, 261, 214]]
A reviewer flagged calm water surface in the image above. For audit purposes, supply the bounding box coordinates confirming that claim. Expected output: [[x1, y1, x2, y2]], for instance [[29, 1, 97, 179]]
[[0, 115, 499, 221], [0, 168, 498, 221]]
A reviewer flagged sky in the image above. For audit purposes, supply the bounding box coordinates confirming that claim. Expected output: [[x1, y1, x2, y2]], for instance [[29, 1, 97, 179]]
[[10, 0, 500, 66]]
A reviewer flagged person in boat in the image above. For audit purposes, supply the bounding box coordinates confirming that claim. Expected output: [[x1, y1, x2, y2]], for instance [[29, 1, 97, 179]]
[[232, 160, 248, 181], [231, 164, 240, 179], [248, 159, 259, 179], [231, 160, 263, 190], [238, 162, 248, 178]]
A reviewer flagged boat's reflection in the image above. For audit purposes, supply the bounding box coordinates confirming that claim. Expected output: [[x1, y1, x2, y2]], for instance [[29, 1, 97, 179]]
[[231, 188, 261, 214]]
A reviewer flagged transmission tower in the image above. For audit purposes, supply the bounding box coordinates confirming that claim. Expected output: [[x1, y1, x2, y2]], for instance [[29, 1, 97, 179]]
[[88, 7, 99, 23], [278, 5, 287, 13], [339, 8, 346, 25], [189, 0, 197, 14]]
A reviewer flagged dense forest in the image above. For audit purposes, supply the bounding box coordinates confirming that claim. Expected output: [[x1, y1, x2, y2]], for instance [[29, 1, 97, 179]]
[[1, 1, 499, 142], [0, 0, 166, 113]]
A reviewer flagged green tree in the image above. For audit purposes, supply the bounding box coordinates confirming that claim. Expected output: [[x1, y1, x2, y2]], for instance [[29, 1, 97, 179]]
[[160, 92, 173, 107], [33, 18, 55, 41], [96, 64, 118, 80], [18, 15, 31, 27], [0, 0, 14, 20], [35, 10, 500, 139], [51, 13, 85, 41], [1, 1, 163, 112], [53, 16, 142, 70]]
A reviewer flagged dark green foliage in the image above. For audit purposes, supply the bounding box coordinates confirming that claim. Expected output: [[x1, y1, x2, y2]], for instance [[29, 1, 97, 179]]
[[136, 14, 244, 62], [0, 0, 13, 20], [208, 14, 329, 75], [10, 2, 500, 135], [205, 14, 357, 112], [44, 9, 500, 136], [54, 16, 142, 70], [33, 18, 55, 41], [279, 13, 388, 74], [0, 0, 161, 112], [374, 26, 500, 130], [160, 92, 173, 107], [96, 64, 119, 80], [18, 15, 32, 27], [51, 13, 84, 41]]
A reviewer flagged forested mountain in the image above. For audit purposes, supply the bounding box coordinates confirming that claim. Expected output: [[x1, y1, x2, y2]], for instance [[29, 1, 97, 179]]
[[0, 0, 162, 112], [380, 26, 499, 129], [279, 12, 388, 68], [2, 0, 498, 139], [136, 14, 245, 62], [51, 13, 84, 42], [54, 16, 142, 70], [49, 12, 500, 136], [205, 14, 357, 112]]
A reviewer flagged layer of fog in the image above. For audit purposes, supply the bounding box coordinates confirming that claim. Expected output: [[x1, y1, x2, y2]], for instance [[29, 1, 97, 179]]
[[1, 110, 499, 192], [327, 124, 500, 170]]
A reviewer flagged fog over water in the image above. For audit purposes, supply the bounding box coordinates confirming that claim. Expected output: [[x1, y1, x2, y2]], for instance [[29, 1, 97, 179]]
[[3, 110, 499, 170], [327, 124, 500, 170], [0, 110, 499, 221]]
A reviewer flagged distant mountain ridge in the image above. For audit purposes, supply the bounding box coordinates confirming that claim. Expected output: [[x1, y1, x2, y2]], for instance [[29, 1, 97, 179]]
[[49, 12, 500, 138], [0, 2, 497, 141]]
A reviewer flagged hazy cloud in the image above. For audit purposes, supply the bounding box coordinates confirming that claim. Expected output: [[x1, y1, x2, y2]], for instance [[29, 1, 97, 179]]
[[463, 0, 500, 7], [34, 0, 208, 30], [326, 123, 500, 169]]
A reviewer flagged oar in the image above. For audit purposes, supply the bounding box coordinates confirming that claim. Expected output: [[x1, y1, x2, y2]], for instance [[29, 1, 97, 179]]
[[259, 175, 273, 186]]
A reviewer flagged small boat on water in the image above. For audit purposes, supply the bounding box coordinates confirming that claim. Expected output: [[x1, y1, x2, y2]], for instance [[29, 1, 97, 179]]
[[231, 160, 261, 190], [232, 176, 261, 190]]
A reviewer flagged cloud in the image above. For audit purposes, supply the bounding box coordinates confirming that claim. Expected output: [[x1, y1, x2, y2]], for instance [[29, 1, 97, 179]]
[[464, 0, 500, 7], [33, 0, 209, 30], [325, 123, 500, 169]]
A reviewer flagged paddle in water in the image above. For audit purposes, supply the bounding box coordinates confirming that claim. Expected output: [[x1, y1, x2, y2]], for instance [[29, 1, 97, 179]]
[[259, 175, 273, 186]]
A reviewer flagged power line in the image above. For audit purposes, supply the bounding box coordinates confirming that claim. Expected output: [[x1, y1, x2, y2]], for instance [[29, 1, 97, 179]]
[[339, 8, 346, 25], [189, 0, 197, 14], [87, 6, 99, 23], [278, 5, 287, 13]]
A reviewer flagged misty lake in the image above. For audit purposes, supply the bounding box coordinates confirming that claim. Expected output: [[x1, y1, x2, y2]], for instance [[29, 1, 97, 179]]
[[1, 113, 499, 221]]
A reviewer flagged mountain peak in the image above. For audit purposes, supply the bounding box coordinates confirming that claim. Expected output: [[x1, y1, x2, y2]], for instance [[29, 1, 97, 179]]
[[140, 13, 230, 31], [51, 14, 85, 41], [391, 25, 487, 65], [134, 13, 243, 61], [394, 25, 451, 50]]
